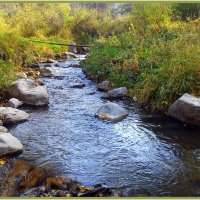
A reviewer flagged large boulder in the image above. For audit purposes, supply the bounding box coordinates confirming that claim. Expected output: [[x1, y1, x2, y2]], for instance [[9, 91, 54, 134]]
[[168, 93, 200, 126], [102, 87, 127, 99], [97, 81, 110, 92], [95, 102, 128, 121], [0, 107, 29, 124], [9, 79, 49, 106], [39, 68, 53, 77], [7, 98, 23, 109], [0, 132, 23, 156]]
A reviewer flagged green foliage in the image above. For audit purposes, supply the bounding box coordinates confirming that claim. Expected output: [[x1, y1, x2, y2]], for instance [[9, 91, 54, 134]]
[[83, 3, 200, 111], [70, 8, 101, 44], [83, 33, 137, 89], [7, 3, 73, 40], [0, 2, 199, 111], [173, 3, 200, 21], [0, 60, 15, 95]]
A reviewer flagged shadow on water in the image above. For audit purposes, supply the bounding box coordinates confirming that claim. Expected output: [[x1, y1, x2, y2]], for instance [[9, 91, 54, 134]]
[[8, 59, 200, 197]]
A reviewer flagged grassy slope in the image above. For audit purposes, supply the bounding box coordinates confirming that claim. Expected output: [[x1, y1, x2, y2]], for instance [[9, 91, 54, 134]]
[[83, 4, 200, 111]]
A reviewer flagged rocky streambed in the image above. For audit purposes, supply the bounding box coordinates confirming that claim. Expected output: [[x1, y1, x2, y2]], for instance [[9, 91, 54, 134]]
[[1, 55, 200, 197]]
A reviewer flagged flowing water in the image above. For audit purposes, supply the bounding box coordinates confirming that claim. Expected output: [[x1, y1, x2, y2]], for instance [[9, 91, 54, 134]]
[[9, 57, 200, 196]]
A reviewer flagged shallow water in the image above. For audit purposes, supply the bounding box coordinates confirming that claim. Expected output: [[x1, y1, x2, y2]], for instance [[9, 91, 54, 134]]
[[9, 58, 200, 196]]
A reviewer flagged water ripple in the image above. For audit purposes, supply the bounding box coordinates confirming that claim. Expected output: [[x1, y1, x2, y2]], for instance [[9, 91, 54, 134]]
[[9, 60, 200, 196]]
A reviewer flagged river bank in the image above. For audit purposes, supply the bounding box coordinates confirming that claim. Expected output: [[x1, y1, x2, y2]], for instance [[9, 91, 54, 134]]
[[0, 158, 121, 197], [0, 54, 126, 197], [0, 54, 199, 196], [0, 55, 200, 197]]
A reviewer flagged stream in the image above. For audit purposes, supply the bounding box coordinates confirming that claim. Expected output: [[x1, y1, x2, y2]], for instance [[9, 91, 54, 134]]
[[8, 56, 200, 196]]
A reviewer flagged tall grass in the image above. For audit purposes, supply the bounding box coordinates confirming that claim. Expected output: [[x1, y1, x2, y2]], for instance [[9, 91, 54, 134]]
[[83, 3, 200, 111], [0, 2, 199, 110]]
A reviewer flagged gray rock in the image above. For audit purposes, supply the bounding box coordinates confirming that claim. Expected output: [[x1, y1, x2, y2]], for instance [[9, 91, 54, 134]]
[[7, 98, 23, 109], [9, 79, 49, 106], [97, 81, 109, 92], [0, 120, 3, 126], [0, 126, 8, 133], [95, 102, 128, 121], [168, 93, 200, 126], [0, 132, 23, 156], [39, 68, 53, 77], [62, 52, 78, 59], [102, 87, 127, 99], [0, 107, 29, 124]]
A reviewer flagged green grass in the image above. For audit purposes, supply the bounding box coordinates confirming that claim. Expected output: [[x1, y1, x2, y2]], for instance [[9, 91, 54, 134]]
[[83, 7, 200, 111], [0, 2, 199, 111], [0, 60, 16, 98]]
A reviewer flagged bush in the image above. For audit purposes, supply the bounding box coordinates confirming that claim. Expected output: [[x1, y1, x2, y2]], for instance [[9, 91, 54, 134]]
[[0, 60, 15, 98], [83, 3, 200, 111]]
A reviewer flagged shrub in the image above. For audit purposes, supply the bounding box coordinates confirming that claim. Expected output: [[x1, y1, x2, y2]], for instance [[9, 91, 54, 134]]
[[83, 3, 200, 111], [0, 60, 15, 98]]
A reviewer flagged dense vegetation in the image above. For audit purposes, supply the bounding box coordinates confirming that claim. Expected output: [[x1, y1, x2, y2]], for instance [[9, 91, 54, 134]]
[[0, 3, 199, 111], [83, 3, 200, 111]]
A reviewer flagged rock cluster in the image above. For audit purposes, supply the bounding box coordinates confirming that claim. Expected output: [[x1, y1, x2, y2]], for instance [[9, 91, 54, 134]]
[[0, 160, 119, 197]]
